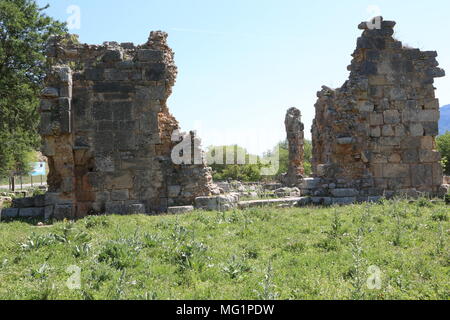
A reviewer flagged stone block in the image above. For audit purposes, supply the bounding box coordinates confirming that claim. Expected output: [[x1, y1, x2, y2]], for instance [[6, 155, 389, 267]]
[[300, 178, 321, 190], [105, 202, 146, 215], [382, 125, 395, 136], [421, 136, 434, 150], [432, 163, 443, 186], [1, 208, 19, 218], [94, 133, 115, 152], [195, 194, 239, 211], [13, 197, 35, 208], [41, 87, 59, 98], [370, 113, 384, 126], [102, 49, 123, 62], [330, 189, 359, 197], [168, 185, 181, 198], [411, 164, 433, 186], [111, 189, 129, 201], [40, 112, 53, 136], [402, 149, 419, 163], [104, 69, 130, 81], [96, 191, 110, 203], [394, 124, 406, 137], [19, 207, 44, 218], [93, 82, 134, 94], [389, 87, 407, 100], [357, 101, 374, 112], [383, 164, 409, 178], [167, 206, 194, 215], [383, 110, 400, 124], [418, 110, 439, 122], [419, 150, 441, 163], [424, 99, 439, 109], [107, 173, 134, 189], [370, 126, 381, 137], [422, 122, 439, 136], [388, 153, 401, 163], [54, 204, 75, 220], [337, 137, 354, 145], [115, 131, 137, 151], [112, 102, 133, 121], [331, 197, 357, 205], [144, 63, 166, 81], [85, 68, 104, 80], [93, 102, 113, 121], [34, 195, 46, 207], [44, 205, 54, 220], [137, 49, 163, 62]]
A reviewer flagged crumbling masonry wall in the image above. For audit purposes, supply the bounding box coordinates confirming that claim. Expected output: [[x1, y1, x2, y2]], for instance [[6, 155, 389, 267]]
[[40, 32, 216, 219], [311, 18, 446, 198]]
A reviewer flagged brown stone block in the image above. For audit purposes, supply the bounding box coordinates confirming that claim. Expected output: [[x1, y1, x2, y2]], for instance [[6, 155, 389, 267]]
[[383, 110, 400, 124], [383, 164, 409, 178], [370, 163, 384, 177], [424, 99, 439, 109], [370, 113, 384, 126], [419, 150, 441, 163], [411, 164, 433, 186], [106, 173, 134, 190], [432, 163, 443, 186], [420, 136, 434, 150]]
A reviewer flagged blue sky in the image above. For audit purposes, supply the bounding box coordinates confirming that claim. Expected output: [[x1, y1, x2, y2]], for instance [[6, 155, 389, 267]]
[[37, 0, 450, 155]]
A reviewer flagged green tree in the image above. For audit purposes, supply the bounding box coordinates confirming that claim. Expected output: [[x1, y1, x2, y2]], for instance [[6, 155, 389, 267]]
[[206, 145, 266, 182], [0, 0, 66, 178], [437, 132, 450, 175]]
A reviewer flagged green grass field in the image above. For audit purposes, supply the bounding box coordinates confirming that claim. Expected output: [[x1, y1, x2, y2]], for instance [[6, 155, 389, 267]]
[[0, 200, 448, 300]]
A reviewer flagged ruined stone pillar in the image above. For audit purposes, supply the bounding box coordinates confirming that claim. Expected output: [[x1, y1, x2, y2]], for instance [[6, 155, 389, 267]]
[[284, 107, 305, 186]]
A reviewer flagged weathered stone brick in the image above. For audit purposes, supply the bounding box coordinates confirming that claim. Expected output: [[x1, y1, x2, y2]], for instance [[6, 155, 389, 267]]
[[111, 189, 130, 201], [411, 164, 433, 186], [383, 164, 409, 178], [137, 49, 163, 62], [383, 110, 400, 124], [409, 123, 424, 136]]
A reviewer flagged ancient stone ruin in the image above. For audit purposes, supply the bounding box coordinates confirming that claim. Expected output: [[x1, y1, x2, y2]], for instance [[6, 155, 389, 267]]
[[307, 18, 446, 202], [35, 31, 218, 219], [1, 18, 448, 220], [284, 107, 305, 186]]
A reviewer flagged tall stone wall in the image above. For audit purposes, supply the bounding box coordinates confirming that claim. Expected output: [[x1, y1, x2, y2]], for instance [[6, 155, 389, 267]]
[[311, 18, 446, 198], [284, 107, 305, 186], [40, 32, 217, 219]]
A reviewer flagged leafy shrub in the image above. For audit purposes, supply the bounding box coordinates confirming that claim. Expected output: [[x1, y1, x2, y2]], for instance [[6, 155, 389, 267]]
[[98, 238, 142, 270], [20, 233, 58, 251], [222, 255, 251, 279], [172, 241, 208, 271], [84, 215, 109, 229]]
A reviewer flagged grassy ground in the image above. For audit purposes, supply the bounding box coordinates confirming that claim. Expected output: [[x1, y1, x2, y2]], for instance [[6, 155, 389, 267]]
[[0, 199, 448, 300]]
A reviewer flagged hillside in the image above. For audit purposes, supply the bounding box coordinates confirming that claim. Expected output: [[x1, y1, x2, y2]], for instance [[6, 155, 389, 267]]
[[440, 105, 450, 135]]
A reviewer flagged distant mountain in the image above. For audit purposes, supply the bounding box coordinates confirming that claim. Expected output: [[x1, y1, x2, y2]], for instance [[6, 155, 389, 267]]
[[440, 105, 450, 135]]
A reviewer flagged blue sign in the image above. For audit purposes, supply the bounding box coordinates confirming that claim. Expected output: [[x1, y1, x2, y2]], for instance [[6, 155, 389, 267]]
[[31, 162, 46, 176]]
